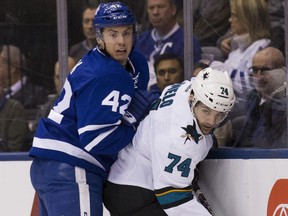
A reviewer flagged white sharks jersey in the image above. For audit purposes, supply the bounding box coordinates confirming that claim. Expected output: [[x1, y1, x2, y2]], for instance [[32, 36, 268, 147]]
[[108, 80, 213, 215]]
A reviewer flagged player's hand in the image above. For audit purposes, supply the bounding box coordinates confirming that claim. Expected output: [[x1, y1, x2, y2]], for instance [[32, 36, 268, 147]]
[[122, 90, 160, 126], [192, 165, 215, 215], [195, 189, 215, 216]]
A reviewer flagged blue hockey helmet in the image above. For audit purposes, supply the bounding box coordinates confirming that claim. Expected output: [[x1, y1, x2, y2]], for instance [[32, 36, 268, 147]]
[[93, 2, 136, 30]]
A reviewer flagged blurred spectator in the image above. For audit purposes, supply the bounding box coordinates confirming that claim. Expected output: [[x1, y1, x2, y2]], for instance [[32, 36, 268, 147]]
[[0, 72, 31, 152], [0, 45, 49, 110], [208, 0, 271, 119], [150, 53, 184, 92], [193, 0, 230, 46], [31, 57, 76, 133], [268, 0, 285, 55], [69, 5, 97, 62], [232, 47, 287, 148], [193, 0, 230, 62], [217, 0, 284, 58], [192, 61, 209, 77], [134, 0, 201, 89], [53, 57, 76, 95]]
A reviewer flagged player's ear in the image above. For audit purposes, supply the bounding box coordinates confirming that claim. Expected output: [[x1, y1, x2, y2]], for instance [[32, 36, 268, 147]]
[[96, 38, 102, 47], [96, 38, 105, 49]]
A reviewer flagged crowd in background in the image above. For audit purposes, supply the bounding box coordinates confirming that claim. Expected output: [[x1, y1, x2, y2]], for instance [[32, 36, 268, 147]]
[[0, 0, 286, 152]]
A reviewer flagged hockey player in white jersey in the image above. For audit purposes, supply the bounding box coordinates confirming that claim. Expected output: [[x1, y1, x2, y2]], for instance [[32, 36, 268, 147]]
[[29, 2, 159, 216], [103, 67, 236, 216]]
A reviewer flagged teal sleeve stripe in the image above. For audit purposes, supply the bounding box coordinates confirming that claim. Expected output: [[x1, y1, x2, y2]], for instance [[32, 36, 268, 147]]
[[155, 186, 193, 209]]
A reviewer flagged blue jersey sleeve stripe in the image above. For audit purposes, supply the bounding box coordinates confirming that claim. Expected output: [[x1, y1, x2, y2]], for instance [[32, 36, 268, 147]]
[[85, 126, 118, 151], [33, 137, 106, 171], [78, 120, 121, 135], [155, 186, 193, 209], [48, 109, 64, 124]]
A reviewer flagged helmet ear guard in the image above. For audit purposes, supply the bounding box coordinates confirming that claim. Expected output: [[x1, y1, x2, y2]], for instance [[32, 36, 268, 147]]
[[191, 67, 236, 113]]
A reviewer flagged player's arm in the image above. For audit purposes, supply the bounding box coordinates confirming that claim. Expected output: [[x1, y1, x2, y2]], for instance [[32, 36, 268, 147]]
[[75, 73, 158, 160], [151, 141, 212, 215], [152, 146, 195, 214], [75, 73, 135, 154], [122, 89, 160, 127]]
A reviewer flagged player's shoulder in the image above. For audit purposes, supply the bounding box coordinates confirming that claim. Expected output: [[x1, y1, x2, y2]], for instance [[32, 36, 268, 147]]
[[76, 48, 118, 75], [67, 52, 111, 83], [161, 80, 191, 96]]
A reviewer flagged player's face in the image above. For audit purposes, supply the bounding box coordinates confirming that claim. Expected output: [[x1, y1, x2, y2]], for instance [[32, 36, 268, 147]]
[[82, 8, 96, 41], [155, 59, 183, 91], [99, 26, 134, 65], [193, 102, 226, 135]]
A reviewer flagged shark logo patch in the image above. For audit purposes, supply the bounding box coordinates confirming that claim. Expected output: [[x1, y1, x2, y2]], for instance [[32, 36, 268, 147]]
[[181, 120, 202, 144], [203, 71, 209, 80]]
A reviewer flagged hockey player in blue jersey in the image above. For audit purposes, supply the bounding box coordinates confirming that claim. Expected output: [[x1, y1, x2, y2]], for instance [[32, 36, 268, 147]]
[[29, 2, 159, 216], [103, 68, 235, 215]]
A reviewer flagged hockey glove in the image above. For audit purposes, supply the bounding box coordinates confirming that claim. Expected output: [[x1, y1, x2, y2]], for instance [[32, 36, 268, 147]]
[[192, 165, 215, 216], [123, 89, 160, 126]]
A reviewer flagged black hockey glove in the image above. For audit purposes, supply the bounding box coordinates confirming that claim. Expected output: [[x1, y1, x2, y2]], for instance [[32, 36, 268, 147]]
[[122, 89, 160, 126], [192, 165, 215, 216]]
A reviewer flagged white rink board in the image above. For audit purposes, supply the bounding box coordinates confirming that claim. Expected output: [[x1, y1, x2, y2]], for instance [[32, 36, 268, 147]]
[[1, 150, 288, 216], [199, 158, 288, 216], [0, 161, 35, 216], [0, 160, 110, 216]]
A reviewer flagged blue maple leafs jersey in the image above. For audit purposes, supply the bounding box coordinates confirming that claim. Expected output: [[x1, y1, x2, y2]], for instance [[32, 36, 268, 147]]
[[135, 24, 201, 65], [29, 47, 149, 179]]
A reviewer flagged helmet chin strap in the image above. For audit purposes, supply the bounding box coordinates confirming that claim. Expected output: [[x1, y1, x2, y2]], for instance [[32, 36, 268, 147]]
[[97, 38, 111, 58]]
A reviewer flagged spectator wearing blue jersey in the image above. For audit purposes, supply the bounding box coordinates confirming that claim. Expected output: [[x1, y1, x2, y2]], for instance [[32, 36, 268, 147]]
[[135, 0, 202, 89], [29, 2, 159, 216]]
